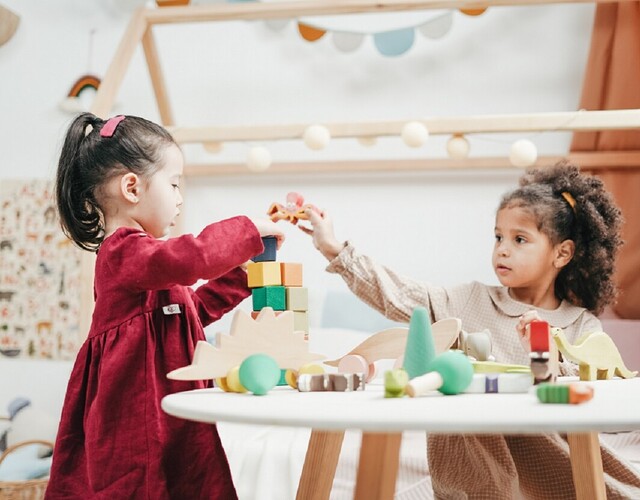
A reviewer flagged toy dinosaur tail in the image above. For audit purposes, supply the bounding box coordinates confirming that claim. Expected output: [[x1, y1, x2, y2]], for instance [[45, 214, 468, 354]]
[[615, 366, 638, 379]]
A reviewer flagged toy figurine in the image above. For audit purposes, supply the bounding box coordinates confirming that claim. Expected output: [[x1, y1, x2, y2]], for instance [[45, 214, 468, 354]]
[[267, 192, 320, 225], [529, 320, 559, 384]]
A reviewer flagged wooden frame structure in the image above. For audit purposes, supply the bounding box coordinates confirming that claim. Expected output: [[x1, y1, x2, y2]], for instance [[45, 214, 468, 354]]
[[84, 2, 638, 499], [90, 0, 640, 177]]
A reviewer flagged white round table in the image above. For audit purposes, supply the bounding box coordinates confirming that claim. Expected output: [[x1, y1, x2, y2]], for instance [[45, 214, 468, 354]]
[[163, 377, 640, 499]]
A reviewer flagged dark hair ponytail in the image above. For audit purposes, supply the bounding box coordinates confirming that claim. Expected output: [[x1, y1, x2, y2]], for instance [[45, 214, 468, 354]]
[[55, 112, 177, 251]]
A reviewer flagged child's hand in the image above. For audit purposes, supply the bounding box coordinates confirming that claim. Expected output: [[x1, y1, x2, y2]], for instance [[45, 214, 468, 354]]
[[298, 209, 345, 261], [249, 218, 285, 249], [516, 310, 542, 353]]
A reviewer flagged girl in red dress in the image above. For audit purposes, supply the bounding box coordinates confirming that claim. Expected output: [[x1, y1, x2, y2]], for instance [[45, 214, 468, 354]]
[[46, 113, 284, 499]]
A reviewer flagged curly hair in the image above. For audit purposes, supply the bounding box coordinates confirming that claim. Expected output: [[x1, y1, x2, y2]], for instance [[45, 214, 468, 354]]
[[498, 161, 623, 315], [55, 113, 177, 252]]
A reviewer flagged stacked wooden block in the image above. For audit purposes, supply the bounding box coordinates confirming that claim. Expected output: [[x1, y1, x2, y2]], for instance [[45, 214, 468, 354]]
[[247, 237, 309, 339]]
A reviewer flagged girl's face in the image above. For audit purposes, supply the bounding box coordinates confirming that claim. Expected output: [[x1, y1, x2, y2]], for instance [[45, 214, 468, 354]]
[[492, 206, 559, 290], [136, 144, 184, 238]]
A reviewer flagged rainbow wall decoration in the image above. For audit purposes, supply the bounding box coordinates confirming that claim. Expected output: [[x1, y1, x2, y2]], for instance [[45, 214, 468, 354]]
[[59, 74, 101, 114]]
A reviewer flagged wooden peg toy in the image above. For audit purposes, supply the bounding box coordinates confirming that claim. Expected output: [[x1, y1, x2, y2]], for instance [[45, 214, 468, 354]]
[[536, 382, 594, 404], [406, 351, 473, 397], [551, 328, 637, 381], [528, 320, 559, 384], [297, 373, 365, 392]]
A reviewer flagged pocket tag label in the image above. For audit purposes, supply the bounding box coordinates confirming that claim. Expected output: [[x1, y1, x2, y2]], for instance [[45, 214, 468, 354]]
[[163, 304, 181, 315]]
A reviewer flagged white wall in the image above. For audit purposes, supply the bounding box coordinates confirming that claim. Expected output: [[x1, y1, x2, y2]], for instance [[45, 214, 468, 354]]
[[0, 2, 596, 400]]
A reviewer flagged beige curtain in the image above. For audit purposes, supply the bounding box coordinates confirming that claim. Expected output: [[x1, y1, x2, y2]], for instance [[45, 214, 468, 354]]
[[571, 2, 640, 318]]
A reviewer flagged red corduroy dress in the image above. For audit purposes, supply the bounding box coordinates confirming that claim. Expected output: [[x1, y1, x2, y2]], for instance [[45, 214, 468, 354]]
[[45, 216, 263, 499]]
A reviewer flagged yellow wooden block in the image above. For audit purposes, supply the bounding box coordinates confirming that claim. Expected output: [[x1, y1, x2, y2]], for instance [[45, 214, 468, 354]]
[[286, 287, 308, 312], [280, 262, 303, 287], [247, 262, 281, 288], [293, 311, 309, 333]]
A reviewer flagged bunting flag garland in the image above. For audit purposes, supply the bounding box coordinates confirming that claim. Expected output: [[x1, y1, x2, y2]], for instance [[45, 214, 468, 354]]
[[277, 10, 456, 57], [209, 0, 490, 57]]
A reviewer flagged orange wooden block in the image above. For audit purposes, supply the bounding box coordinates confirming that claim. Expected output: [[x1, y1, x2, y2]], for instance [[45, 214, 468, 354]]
[[280, 262, 303, 287]]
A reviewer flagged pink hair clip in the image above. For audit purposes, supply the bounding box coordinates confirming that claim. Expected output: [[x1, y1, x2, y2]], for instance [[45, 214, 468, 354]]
[[100, 115, 126, 138]]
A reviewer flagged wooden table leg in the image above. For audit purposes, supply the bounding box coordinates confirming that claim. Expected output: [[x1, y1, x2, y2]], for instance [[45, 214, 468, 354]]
[[567, 432, 606, 500], [296, 430, 345, 500], [354, 432, 402, 500]]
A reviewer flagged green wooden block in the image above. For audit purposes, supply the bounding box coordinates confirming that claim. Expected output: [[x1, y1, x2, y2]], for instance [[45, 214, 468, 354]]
[[252, 286, 286, 311]]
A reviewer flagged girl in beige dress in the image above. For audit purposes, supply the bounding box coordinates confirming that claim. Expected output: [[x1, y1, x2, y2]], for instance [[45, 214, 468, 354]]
[[300, 162, 640, 499]]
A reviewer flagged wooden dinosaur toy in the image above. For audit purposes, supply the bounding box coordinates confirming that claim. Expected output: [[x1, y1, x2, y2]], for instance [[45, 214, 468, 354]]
[[551, 328, 638, 381]]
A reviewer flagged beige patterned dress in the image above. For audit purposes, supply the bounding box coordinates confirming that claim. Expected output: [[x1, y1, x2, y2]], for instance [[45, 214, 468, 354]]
[[326, 243, 640, 499]]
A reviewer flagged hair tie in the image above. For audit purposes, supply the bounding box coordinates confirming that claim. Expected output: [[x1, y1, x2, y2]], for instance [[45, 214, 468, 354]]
[[561, 191, 577, 214], [100, 115, 125, 138]]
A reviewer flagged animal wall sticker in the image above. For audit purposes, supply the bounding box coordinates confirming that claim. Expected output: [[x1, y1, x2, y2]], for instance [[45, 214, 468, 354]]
[[0, 180, 82, 359]]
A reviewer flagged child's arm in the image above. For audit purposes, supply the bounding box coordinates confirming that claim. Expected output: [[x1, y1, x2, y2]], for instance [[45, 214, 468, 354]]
[[298, 208, 345, 261], [189, 268, 250, 327], [109, 216, 281, 291], [299, 209, 468, 323]]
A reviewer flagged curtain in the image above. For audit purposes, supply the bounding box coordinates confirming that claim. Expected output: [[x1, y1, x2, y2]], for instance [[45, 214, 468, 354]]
[[571, 2, 640, 319]]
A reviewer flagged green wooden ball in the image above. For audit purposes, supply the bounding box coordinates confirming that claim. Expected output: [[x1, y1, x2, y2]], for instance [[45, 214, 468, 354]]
[[239, 354, 281, 396]]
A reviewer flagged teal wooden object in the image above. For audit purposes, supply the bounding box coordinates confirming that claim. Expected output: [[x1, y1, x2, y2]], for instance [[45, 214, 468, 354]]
[[252, 286, 286, 311], [239, 354, 281, 396], [428, 351, 473, 395], [403, 307, 436, 379]]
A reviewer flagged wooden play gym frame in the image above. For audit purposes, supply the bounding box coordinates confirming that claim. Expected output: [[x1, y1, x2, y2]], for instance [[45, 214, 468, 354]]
[[83, 2, 639, 499]]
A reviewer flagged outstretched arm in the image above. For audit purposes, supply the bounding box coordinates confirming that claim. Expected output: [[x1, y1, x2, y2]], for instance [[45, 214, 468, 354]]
[[109, 216, 282, 291], [299, 208, 469, 323]]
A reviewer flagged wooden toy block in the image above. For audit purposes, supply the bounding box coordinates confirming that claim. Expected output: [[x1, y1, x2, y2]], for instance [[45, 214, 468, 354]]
[[297, 373, 365, 392], [536, 382, 594, 404], [464, 373, 532, 394], [528, 320, 559, 384], [280, 262, 303, 287], [324, 317, 461, 368], [286, 287, 308, 311], [551, 328, 638, 381], [251, 310, 283, 320], [252, 236, 277, 263], [384, 369, 409, 398], [247, 262, 281, 288], [293, 311, 309, 333], [252, 286, 286, 311], [167, 308, 325, 381]]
